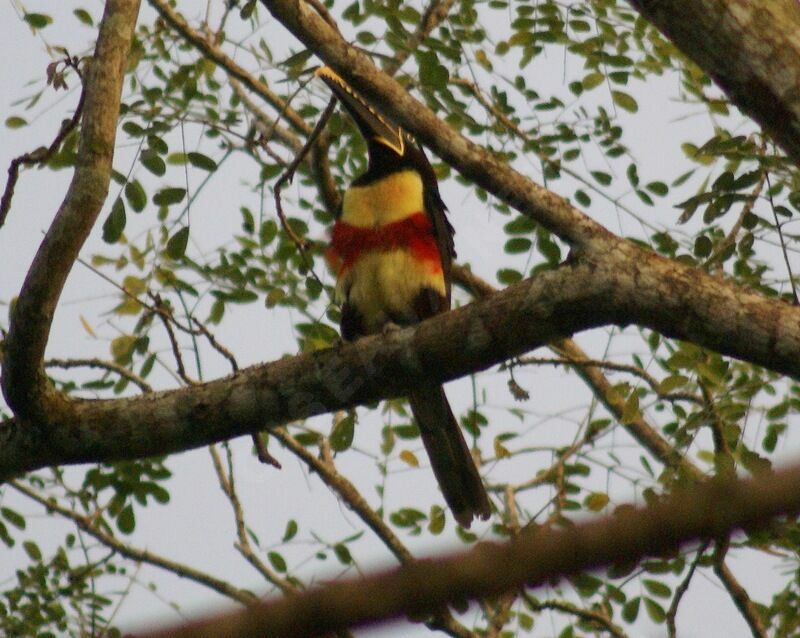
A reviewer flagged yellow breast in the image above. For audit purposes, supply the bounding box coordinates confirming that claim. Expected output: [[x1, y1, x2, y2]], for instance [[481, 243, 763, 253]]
[[341, 170, 425, 228]]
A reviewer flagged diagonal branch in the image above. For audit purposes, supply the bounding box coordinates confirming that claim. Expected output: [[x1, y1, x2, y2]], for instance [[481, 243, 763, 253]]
[[11, 479, 254, 606], [259, 0, 604, 247], [0, 0, 142, 422], [6, 237, 800, 479], [137, 461, 800, 638], [452, 266, 702, 479], [625, 0, 800, 165]]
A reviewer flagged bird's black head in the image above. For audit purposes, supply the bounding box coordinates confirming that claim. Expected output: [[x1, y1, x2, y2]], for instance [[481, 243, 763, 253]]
[[316, 66, 433, 182]]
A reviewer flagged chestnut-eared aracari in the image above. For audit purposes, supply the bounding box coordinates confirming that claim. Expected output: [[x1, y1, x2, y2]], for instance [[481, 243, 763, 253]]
[[317, 67, 491, 527]]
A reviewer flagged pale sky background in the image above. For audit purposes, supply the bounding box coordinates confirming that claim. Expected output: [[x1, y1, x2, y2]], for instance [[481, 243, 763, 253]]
[[1, 1, 796, 637]]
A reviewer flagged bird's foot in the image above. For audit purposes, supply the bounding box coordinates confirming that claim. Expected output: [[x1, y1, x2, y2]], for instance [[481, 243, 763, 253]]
[[381, 321, 402, 336]]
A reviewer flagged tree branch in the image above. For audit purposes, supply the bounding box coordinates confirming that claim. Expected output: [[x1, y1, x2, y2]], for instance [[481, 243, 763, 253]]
[[6, 232, 800, 479], [259, 0, 604, 247], [136, 462, 800, 638], [0, 0, 142, 421], [10, 479, 254, 606], [625, 0, 800, 165]]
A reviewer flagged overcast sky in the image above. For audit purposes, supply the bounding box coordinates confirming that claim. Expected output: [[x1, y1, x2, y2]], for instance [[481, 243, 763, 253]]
[[1, 2, 795, 636]]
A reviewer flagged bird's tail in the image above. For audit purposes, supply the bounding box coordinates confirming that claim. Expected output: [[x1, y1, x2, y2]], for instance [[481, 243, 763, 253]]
[[408, 385, 491, 528]]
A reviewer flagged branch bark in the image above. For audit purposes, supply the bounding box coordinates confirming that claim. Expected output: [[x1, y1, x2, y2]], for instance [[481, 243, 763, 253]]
[[136, 462, 800, 638], [259, 0, 604, 247], [1, 0, 142, 421], [625, 0, 800, 165], [5, 227, 800, 478]]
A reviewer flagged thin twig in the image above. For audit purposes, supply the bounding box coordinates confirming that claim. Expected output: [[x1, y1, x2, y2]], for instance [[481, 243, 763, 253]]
[[273, 428, 412, 564], [713, 540, 767, 638], [273, 96, 336, 250], [45, 357, 153, 393], [666, 541, 709, 638], [703, 169, 767, 271], [150, 293, 197, 385], [271, 427, 475, 638], [208, 444, 296, 592], [511, 355, 702, 405], [766, 172, 799, 304], [251, 432, 283, 468], [10, 480, 255, 605], [524, 595, 627, 638], [0, 57, 87, 228]]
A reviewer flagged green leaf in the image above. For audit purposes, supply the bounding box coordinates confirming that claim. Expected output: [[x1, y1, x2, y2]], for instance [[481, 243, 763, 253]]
[[390, 508, 426, 528], [622, 597, 640, 623], [646, 181, 669, 196], [111, 335, 136, 363], [417, 50, 449, 89], [582, 72, 605, 90], [643, 579, 671, 599], [658, 375, 688, 394], [505, 237, 532, 254], [166, 227, 190, 259], [1, 507, 26, 530], [22, 540, 42, 561], [574, 189, 591, 207], [333, 543, 352, 565], [694, 236, 712, 258], [644, 597, 666, 623], [428, 505, 445, 535], [591, 171, 612, 186], [73, 8, 93, 26], [612, 90, 638, 113], [282, 519, 298, 542], [239, 0, 257, 19], [117, 504, 136, 534], [767, 402, 789, 420], [24, 13, 53, 29], [261, 220, 278, 245], [140, 149, 166, 176], [621, 393, 639, 424], [330, 413, 355, 452], [153, 187, 187, 206], [584, 492, 609, 511], [572, 573, 602, 597], [188, 152, 217, 171], [167, 152, 188, 165], [626, 163, 639, 187], [102, 198, 126, 243], [125, 180, 147, 212], [504, 216, 535, 235], [5, 116, 27, 129], [268, 551, 287, 572]]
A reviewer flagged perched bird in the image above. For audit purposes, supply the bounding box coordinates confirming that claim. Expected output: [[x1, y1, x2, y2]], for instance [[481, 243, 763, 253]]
[[317, 66, 491, 527]]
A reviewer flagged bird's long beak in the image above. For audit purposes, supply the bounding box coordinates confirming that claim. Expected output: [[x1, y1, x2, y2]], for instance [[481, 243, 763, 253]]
[[315, 66, 405, 156]]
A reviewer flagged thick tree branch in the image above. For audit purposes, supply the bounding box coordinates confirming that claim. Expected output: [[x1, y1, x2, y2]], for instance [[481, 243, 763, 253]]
[[0, 260, 606, 479], [6, 237, 800, 479], [0, 0, 142, 421], [137, 462, 800, 638], [452, 266, 701, 479], [259, 0, 604, 247], [625, 0, 800, 165]]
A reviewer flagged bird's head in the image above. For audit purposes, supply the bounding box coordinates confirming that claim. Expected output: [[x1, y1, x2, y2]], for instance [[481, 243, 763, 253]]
[[315, 66, 411, 164]]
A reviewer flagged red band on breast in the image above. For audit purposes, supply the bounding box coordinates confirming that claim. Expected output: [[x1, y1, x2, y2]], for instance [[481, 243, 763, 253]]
[[326, 212, 442, 274]]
